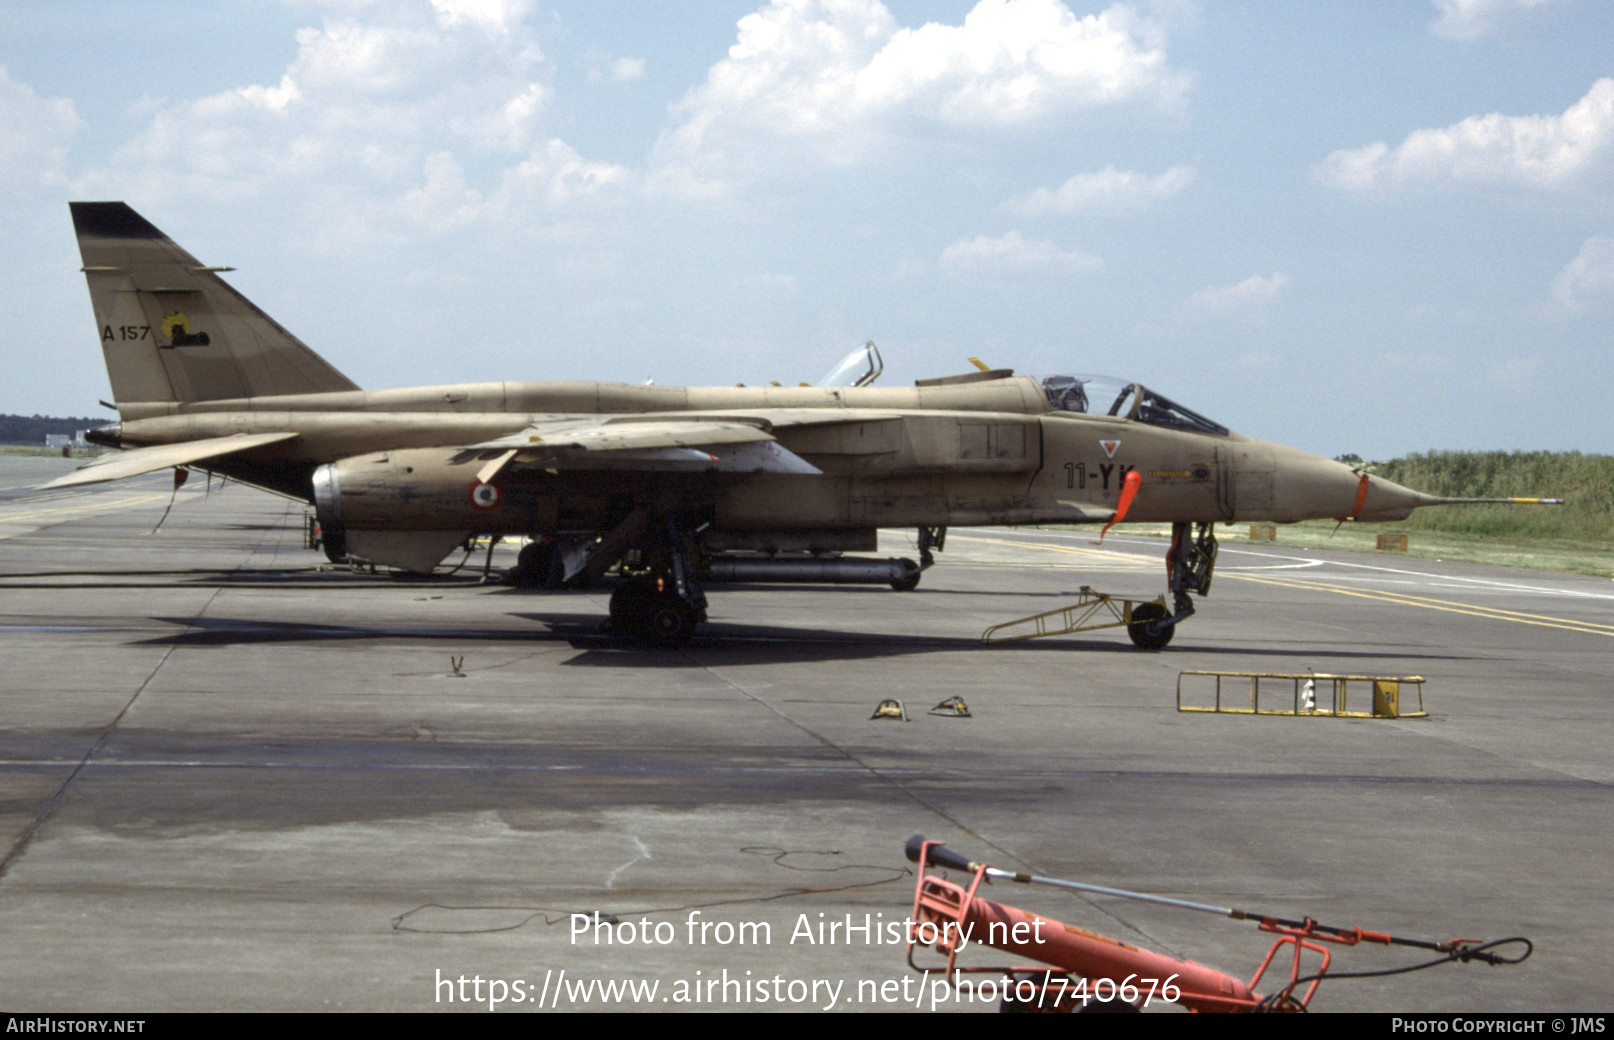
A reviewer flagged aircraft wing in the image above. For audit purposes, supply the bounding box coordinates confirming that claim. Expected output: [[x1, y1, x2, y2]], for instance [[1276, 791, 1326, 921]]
[[464, 416, 831, 482], [38, 432, 301, 489], [469, 417, 778, 454], [603, 408, 906, 430]]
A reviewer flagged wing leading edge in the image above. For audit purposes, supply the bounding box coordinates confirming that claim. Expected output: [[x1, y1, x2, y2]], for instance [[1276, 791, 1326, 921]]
[[38, 432, 301, 489], [463, 414, 845, 483]]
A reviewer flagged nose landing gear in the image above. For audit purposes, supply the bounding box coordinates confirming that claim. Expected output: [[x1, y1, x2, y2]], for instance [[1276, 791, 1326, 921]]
[[1139, 521, 1218, 647]]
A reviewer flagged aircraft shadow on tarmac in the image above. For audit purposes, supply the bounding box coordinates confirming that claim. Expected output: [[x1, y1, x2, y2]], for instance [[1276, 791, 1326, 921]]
[[127, 612, 1476, 667], [3, 568, 1165, 600], [0, 569, 453, 587], [8, 727, 1024, 838]]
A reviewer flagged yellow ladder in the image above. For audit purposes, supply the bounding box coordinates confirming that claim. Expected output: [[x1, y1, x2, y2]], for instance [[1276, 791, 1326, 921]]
[[1176, 671, 1426, 718]]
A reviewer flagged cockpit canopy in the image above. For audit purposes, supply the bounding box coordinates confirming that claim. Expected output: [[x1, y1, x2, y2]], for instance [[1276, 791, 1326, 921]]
[[1040, 375, 1229, 437], [815, 341, 883, 388]]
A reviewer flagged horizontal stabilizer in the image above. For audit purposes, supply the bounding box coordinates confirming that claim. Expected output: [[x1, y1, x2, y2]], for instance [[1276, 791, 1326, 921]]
[[38, 432, 300, 489]]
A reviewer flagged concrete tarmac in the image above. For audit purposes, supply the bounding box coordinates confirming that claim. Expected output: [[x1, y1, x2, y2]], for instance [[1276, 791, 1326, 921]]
[[0, 454, 1609, 1012]]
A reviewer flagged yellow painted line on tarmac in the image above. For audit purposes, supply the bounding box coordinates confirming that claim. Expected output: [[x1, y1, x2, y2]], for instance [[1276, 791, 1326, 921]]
[[0, 492, 177, 539], [1228, 572, 1614, 639]]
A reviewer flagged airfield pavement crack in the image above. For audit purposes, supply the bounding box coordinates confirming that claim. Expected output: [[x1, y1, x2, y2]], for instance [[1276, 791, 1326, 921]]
[[682, 650, 988, 835], [679, 650, 1193, 952], [0, 509, 287, 884], [0, 602, 201, 884], [688, 644, 1252, 958]]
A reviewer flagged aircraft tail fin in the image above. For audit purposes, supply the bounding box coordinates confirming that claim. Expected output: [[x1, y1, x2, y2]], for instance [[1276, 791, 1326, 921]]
[[71, 202, 358, 406]]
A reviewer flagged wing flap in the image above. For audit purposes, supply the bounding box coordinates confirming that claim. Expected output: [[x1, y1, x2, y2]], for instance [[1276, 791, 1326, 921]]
[[38, 431, 300, 489]]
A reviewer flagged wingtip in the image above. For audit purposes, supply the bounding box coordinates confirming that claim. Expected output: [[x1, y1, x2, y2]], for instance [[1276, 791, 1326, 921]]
[[35, 470, 101, 491]]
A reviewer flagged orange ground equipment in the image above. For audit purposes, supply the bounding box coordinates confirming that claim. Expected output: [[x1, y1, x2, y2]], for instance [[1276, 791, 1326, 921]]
[[904, 836, 1530, 1012]]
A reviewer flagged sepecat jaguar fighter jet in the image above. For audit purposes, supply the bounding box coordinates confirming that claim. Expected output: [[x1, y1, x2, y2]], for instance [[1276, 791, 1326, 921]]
[[48, 202, 1552, 646]]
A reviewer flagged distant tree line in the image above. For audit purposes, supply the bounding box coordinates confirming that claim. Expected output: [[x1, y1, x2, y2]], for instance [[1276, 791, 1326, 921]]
[[0, 414, 107, 444], [1369, 450, 1614, 542]]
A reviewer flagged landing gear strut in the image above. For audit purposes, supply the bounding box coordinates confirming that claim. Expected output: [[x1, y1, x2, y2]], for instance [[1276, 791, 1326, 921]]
[[1139, 521, 1218, 648], [608, 515, 708, 646], [889, 525, 945, 592], [512, 535, 597, 589]]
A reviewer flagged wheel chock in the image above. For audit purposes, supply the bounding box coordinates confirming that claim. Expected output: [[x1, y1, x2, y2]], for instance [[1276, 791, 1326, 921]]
[[870, 698, 908, 721], [928, 696, 971, 718]]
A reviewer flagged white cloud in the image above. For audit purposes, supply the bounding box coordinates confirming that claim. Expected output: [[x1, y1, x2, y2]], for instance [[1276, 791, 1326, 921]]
[[1549, 235, 1614, 315], [585, 51, 648, 83], [0, 66, 81, 191], [610, 57, 648, 83], [429, 0, 533, 33], [655, 0, 1186, 183], [939, 230, 1102, 271], [450, 81, 552, 153], [1187, 272, 1290, 312], [399, 151, 484, 233], [1004, 163, 1193, 215], [490, 138, 629, 212], [1316, 78, 1614, 193], [78, 1, 625, 232], [1429, 0, 1573, 39]]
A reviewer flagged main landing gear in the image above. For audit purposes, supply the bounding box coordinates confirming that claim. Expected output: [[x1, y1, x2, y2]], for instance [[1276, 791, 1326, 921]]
[[1131, 521, 1218, 649], [607, 515, 708, 647], [609, 577, 702, 645], [512, 538, 566, 589]]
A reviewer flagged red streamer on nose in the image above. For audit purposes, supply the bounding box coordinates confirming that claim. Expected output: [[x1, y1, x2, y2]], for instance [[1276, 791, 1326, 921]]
[[1094, 469, 1142, 544], [1350, 472, 1370, 518]]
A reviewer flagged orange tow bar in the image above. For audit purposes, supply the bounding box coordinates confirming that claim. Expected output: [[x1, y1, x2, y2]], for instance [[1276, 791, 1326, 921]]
[[904, 836, 1530, 1013]]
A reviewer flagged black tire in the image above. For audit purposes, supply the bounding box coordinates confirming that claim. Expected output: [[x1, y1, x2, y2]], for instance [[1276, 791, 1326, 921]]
[[1127, 602, 1174, 650], [609, 580, 697, 646], [608, 577, 658, 638], [317, 525, 347, 564], [513, 541, 557, 588], [641, 590, 697, 647]]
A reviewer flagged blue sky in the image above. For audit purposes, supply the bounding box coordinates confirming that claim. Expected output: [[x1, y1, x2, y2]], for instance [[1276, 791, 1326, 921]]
[[2, 0, 1609, 459]]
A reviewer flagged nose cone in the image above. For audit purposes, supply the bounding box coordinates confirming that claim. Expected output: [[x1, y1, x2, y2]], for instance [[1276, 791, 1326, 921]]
[[1265, 443, 1434, 523], [1353, 472, 1437, 522]]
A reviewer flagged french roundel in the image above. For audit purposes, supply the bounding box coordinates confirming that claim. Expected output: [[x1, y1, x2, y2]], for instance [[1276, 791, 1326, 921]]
[[469, 481, 501, 510]]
